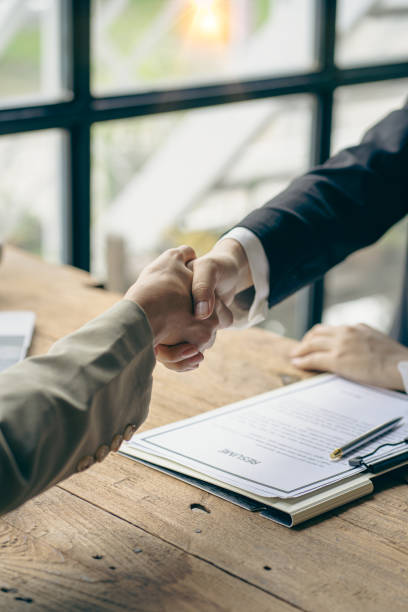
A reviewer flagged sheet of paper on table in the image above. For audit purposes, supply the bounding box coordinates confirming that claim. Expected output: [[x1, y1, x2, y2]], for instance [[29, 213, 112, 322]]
[[122, 375, 408, 499], [0, 311, 35, 372]]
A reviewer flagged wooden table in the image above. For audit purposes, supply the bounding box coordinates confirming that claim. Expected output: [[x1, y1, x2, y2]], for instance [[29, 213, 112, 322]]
[[1, 246, 408, 612]]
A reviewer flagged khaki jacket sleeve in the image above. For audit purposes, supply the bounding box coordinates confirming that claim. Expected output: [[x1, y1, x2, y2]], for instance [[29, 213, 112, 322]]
[[0, 299, 155, 515]]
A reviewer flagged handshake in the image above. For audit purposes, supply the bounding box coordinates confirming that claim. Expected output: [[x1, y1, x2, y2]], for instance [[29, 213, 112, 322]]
[[125, 239, 253, 372], [125, 239, 408, 392]]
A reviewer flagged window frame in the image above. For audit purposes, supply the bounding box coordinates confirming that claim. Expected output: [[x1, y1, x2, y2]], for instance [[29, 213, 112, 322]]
[[0, 0, 407, 334]]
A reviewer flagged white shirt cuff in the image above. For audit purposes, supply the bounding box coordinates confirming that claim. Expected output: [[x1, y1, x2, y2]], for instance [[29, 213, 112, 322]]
[[217, 228, 270, 328], [398, 361, 408, 393]]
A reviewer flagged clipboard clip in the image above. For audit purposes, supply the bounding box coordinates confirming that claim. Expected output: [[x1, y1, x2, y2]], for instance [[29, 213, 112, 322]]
[[348, 437, 408, 473]]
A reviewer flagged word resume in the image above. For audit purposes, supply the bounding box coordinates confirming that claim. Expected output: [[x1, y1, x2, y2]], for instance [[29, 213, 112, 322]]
[[124, 375, 408, 499]]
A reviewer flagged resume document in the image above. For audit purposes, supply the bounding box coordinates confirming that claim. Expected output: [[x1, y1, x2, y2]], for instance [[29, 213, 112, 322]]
[[124, 375, 408, 499]]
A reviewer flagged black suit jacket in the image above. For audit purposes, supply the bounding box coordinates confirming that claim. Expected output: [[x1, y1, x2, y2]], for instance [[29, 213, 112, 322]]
[[236, 102, 408, 342]]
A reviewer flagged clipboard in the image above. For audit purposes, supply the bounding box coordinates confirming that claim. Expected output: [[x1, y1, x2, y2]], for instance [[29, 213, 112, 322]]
[[121, 375, 408, 527], [124, 449, 408, 527]]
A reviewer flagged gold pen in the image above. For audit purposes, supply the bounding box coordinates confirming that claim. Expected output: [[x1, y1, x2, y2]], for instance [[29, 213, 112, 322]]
[[330, 416, 403, 460]]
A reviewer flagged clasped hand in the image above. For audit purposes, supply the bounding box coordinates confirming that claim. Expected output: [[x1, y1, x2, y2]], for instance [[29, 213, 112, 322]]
[[152, 239, 249, 371], [125, 245, 233, 372]]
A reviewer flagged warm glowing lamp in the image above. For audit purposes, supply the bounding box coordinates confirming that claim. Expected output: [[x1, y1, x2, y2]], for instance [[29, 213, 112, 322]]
[[181, 0, 230, 45]]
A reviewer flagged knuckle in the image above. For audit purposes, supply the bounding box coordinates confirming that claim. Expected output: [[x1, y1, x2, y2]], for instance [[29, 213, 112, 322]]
[[174, 249, 185, 260], [195, 327, 213, 347], [178, 244, 194, 258], [193, 284, 212, 300], [194, 281, 211, 291]]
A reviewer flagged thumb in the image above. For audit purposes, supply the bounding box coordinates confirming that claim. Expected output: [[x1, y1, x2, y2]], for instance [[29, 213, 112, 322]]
[[190, 258, 217, 319]]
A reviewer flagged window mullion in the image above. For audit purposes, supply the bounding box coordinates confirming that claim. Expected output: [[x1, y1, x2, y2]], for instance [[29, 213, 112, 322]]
[[297, 0, 337, 337], [67, 0, 91, 271]]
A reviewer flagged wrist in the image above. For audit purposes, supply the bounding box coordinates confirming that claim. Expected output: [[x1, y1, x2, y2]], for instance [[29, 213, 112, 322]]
[[124, 291, 164, 345]]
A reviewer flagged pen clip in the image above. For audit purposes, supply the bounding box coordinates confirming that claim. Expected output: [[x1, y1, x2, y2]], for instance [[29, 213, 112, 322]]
[[348, 437, 408, 471]]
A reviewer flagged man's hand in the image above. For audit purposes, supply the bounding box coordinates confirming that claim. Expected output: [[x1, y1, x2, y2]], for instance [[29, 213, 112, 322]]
[[188, 238, 253, 319], [125, 246, 232, 371], [154, 239, 252, 371], [155, 297, 233, 371], [291, 323, 408, 391]]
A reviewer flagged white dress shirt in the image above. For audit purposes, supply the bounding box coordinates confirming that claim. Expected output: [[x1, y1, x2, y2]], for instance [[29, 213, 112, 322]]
[[219, 228, 408, 393], [218, 227, 270, 328]]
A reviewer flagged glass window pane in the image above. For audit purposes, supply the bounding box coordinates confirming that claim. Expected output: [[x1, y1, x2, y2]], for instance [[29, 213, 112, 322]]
[[323, 81, 408, 332], [0, 130, 66, 263], [0, 0, 70, 107], [92, 95, 313, 338], [331, 79, 408, 155], [336, 0, 408, 67], [91, 0, 316, 96], [323, 221, 407, 333]]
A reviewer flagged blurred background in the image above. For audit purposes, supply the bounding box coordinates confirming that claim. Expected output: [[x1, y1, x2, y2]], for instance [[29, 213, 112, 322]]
[[1, 0, 408, 338]]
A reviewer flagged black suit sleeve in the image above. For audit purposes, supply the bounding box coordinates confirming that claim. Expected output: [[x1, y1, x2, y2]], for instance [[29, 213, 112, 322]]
[[235, 103, 408, 308]]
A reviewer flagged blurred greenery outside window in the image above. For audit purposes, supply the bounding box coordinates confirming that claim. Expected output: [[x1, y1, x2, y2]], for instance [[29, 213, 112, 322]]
[[322, 79, 408, 333], [0, 0, 68, 262], [91, 0, 314, 94], [0, 0, 68, 104], [0, 129, 65, 263]]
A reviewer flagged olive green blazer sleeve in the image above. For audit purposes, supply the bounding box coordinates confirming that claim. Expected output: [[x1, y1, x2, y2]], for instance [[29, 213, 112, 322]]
[[0, 299, 155, 515]]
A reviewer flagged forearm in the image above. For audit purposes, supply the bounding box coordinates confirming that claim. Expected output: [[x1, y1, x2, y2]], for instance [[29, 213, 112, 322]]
[[0, 300, 155, 515], [237, 104, 408, 307]]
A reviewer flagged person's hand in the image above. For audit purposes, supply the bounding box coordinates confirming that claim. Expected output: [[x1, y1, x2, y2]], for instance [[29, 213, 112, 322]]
[[290, 323, 408, 391], [155, 296, 233, 371], [188, 238, 253, 319], [154, 239, 251, 371], [125, 246, 232, 371]]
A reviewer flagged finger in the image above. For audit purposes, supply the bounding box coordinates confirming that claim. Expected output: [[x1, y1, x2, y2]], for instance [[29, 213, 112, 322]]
[[290, 337, 332, 358], [186, 318, 219, 354], [190, 259, 217, 320], [155, 343, 200, 364], [214, 298, 233, 330], [301, 324, 334, 343], [291, 352, 332, 372], [161, 353, 204, 372], [176, 245, 196, 265]]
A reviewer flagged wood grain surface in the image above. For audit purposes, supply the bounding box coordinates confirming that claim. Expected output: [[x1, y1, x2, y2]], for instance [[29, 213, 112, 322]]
[[1, 246, 407, 612]]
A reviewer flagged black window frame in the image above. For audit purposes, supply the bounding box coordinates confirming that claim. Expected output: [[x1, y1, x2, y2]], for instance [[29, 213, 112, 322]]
[[1, 0, 408, 334]]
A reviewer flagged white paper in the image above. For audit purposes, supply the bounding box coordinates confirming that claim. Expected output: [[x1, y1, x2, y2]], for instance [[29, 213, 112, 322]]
[[125, 375, 408, 498], [0, 311, 35, 372]]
